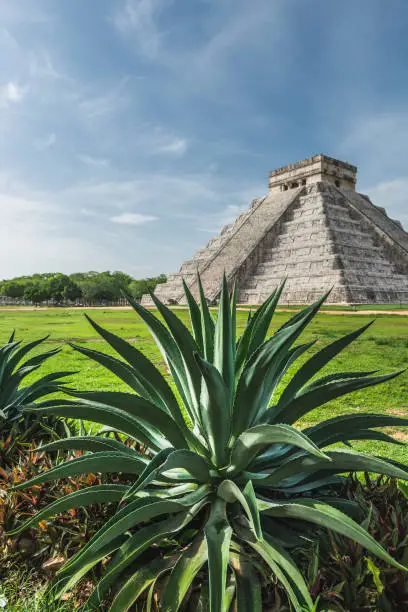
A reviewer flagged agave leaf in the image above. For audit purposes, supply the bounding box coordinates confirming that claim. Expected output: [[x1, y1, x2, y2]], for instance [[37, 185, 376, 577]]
[[83, 314, 182, 420], [279, 321, 374, 405], [62, 489, 209, 591], [161, 533, 208, 611], [109, 556, 175, 612], [26, 400, 168, 451], [229, 423, 328, 475], [0, 341, 22, 383], [267, 371, 403, 425], [235, 308, 254, 370], [37, 435, 147, 458], [230, 547, 262, 612], [230, 278, 237, 365], [0, 364, 42, 398], [233, 314, 321, 437], [12, 451, 145, 491], [195, 353, 230, 466], [12, 347, 61, 372], [259, 448, 408, 487], [260, 498, 407, 572], [317, 497, 361, 520], [122, 447, 174, 501], [3, 336, 48, 376], [70, 342, 150, 394], [15, 371, 71, 404], [197, 273, 215, 362], [7, 485, 129, 536], [160, 449, 212, 483], [277, 290, 330, 332], [52, 534, 130, 601], [249, 534, 313, 611], [183, 278, 204, 353], [60, 497, 157, 575], [304, 413, 408, 447], [235, 284, 282, 375], [123, 289, 201, 426], [298, 370, 379, 395], [67, 391, 188, 449], [145, 581, 156, 612], [83, 500, 207, 610], [148, 290, 203, 419], [246, 280, 286, 358], [260, 517, 310, 549], [214, 274, 234, 400], [264, 340, 316, 404], [277, 475, 346, 494], [224, 577, 236, 612], [217, 480, 262, 540], [204, 497, 232, 612]]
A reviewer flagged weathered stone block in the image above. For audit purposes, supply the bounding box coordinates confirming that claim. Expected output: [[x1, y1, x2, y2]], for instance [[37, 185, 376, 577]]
[[143, 155, 408, 306]]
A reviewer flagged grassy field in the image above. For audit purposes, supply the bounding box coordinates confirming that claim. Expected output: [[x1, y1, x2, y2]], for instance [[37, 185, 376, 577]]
[[1, 306, 407, 463]]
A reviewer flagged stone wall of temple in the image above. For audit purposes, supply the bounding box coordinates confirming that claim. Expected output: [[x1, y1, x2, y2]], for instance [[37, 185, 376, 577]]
[[142, 156, 408, 306]]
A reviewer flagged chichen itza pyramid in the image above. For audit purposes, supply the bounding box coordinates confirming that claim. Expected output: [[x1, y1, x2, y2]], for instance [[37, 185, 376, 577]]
[[144, 154, 408, 305]]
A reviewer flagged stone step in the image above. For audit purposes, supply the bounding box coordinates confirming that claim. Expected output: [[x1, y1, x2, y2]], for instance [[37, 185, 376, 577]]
[[255, 260, 395, 276], [264, 240, 383, 260], [282, 217, 361, 234]]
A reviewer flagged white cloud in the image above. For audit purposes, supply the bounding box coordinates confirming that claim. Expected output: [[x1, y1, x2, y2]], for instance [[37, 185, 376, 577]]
[[157, 137, 188, 156], [110, 212, 158, 225], [78, 154, 110, 168], [339, 111, 408, 228], [0, 81, 28, 106], [76, 78, 129, 121], [366, 178, 408, 230], [28, 50, 62, 79], [34, 132, 56, 150], [340, 112, 408, 179], [113, 0, 167, 59]]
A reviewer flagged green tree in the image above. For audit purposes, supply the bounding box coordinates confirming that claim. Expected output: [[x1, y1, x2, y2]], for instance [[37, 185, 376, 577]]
[[3, 281, 26, 298], [23, 284, 49, 306]]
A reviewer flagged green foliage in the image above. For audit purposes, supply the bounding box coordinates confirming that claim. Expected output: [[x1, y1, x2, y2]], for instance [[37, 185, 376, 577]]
[[0, 332, 70, 444], [296, 475, 408, 611], [10, 279, 408, 611], [0, 271, 167, 306], [128, 273, 167, 300]]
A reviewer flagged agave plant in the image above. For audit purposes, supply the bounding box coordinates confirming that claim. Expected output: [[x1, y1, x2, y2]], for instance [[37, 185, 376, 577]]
[[0, 331, 70, 434], [9, 279, 408, 611]]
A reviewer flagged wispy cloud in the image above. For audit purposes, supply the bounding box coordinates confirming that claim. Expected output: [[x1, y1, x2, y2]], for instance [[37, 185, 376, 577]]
[[28, 50, 62, 80], [0, 81, 28, 106], [366, 178, 408, 230], [110, 212, 157, 225], [156, 137, 188, 156], [112, 0, 167, 59], [34, 132, 56, 151], [340, 112, 408, 178], [78, 154, 110, 168], [75, 80, 130, 127]]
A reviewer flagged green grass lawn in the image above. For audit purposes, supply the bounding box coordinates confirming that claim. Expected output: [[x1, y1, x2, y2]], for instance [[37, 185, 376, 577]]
[[1, 306, 407, 462]]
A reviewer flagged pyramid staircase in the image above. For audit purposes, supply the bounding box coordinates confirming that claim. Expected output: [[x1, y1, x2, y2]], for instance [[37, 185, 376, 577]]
[[238, 183, 408, 304], [144, 155, 408, 305]]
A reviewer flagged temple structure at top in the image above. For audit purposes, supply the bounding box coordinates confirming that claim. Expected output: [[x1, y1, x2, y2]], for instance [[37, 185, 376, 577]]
[[142, 154, 408, 305]]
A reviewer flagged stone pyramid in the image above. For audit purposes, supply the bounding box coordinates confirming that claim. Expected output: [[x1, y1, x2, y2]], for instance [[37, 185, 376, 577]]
[[143, 155, 408, 305]]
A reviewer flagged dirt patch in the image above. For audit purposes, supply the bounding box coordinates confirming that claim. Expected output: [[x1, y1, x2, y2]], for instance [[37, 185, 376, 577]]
[[384, 427, 408, 442], [1, 305, 408, 315], [387, 407, 408, 417], [391, 430, 408, 442]]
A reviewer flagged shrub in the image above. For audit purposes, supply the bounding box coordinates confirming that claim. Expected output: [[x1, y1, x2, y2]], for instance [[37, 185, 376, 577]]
[[0, 332, 69, 429], [9, 279, 408, 611]]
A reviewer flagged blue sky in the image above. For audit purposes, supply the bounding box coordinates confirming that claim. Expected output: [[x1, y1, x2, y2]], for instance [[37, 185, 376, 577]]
[[1, 0, 408, 279]]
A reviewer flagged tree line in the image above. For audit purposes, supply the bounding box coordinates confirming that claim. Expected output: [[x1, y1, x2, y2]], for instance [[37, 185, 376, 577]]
[[0, 271, 167, 305]]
